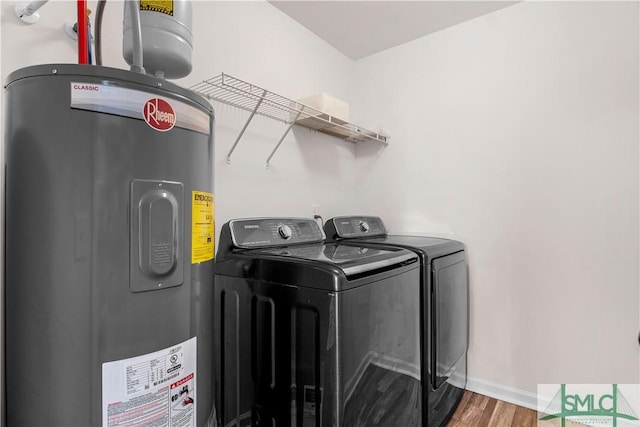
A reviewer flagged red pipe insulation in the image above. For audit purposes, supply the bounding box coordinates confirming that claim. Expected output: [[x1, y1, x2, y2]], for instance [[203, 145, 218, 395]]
[[77, 0, 88, 64]]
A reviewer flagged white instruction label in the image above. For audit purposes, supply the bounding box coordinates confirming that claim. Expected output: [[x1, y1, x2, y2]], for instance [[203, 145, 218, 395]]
[[102, 337, 197, 427]]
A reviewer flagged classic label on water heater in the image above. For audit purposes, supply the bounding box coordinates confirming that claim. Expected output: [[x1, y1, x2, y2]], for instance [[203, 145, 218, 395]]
[[102, 337, 197, 427], [70, 82, 210, 135], [192, 191, 214, 263]]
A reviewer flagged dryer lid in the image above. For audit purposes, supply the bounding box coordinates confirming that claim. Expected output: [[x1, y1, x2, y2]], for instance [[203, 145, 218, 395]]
[[324, 216, 465, 260]]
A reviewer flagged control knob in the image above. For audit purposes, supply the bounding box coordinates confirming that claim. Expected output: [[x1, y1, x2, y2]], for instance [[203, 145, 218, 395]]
[[358, 221, 370, 233], [277, 224, 292, 240]]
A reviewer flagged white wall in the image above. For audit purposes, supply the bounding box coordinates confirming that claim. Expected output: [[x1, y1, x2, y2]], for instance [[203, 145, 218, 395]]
[[181, 1, 359, 231], [353, 0, 640, 398]]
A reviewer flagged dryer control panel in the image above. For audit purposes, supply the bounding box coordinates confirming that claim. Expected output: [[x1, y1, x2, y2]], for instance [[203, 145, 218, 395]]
[[326, 216, 387, 239], [229, 218, 325, 248]]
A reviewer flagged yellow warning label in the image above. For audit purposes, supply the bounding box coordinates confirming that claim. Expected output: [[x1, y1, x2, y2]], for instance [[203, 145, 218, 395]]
[[192, 191, 214, 264], [140, 0, 174, 16]]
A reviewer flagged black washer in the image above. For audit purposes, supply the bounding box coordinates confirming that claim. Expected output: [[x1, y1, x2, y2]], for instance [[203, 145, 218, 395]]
[[214, 217, 424, 426]]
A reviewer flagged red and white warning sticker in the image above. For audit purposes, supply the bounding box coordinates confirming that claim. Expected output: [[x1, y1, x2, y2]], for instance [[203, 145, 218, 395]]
[[102, 337, 197, 427]]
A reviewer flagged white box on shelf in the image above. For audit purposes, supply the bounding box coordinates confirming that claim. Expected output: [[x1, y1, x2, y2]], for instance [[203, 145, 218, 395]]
[[291, 93, 350, 129]]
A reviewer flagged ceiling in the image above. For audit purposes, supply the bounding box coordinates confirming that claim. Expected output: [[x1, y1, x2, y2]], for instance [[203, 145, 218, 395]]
[[269, 1, 519, 60]]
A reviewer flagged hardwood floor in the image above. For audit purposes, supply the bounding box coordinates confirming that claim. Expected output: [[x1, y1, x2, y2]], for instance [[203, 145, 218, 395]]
[[446, 391, 585, 427]]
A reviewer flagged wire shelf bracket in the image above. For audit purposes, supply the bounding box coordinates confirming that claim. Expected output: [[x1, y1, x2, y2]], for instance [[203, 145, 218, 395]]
[[190, 73, 389, 167]]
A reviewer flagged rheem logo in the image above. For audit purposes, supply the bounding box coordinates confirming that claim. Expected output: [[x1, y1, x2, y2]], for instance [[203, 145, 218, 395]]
[[143, 98, 176, 131]]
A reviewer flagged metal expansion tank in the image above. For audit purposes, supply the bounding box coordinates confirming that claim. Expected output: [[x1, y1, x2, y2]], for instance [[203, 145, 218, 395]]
[[123, 0, 193, 79], [4, 64, 215, 427]]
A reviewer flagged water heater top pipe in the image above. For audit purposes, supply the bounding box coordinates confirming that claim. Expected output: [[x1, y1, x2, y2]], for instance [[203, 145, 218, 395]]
[[14, 0, 49, 24], [127, 0, 145, 74]]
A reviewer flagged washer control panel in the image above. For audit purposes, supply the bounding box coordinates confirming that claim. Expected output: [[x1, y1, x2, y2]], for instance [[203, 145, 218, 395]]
[[328, 216, 387, 238], [229, 218, 325, 248]]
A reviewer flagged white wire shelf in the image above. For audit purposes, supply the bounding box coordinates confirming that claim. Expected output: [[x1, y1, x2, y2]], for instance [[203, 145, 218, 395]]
[[190, 73, 389, 166]]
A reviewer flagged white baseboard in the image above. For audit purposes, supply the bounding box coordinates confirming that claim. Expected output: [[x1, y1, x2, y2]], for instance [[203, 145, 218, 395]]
[[465, 376, 552, 412]]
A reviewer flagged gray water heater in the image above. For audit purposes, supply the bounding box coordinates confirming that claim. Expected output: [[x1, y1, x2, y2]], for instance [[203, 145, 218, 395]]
[[4, 64, 215, 426]]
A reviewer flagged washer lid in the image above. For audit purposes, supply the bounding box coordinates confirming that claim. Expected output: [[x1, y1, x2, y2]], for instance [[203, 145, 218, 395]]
[[253, 243, 416, 280]]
